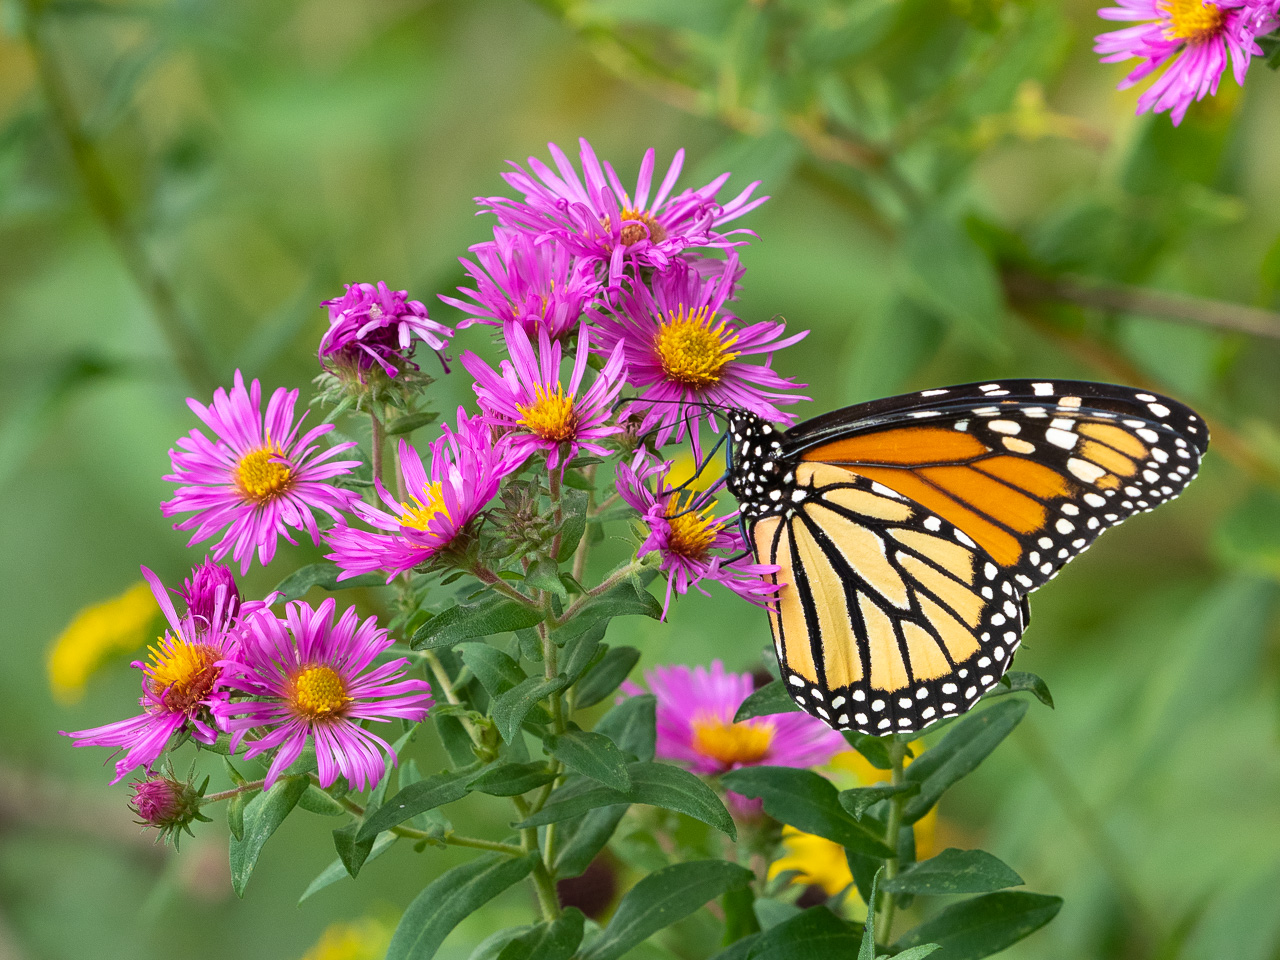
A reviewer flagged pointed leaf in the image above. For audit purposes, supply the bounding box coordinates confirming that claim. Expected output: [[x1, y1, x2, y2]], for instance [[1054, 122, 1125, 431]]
[[468, 761, 557, 797], [721, 767, 893, 858], [734, 681, 800, 722], [274, 562, 385, 602], [386, 411, 440, 435], [555, 489, 589, 562], [882, 849, 1023, 896], [860, 868, 882, 960], [594, 694, 656, 762], [228, 775, 308, 896], [579, 860, 753, 960], [561, 627, 605, 684], [460, 643, 528, 695], [525, 556, 567, 599], [356, 767, 477, 842], [493, 675, 568, 742], [544, 730, 632, 792], [839, 783, 919, 821], [496, 908, 585, 960], [573, 646, 641, 708], [299, 832, 397, 903], [412, 597, 544, 649], [298, 784, 347, 817], [554, 804, 630, 878], [901, 701, 1028, 825], [844, 733, 894, 770], [549, 581, 662, 646], [745, 906, 862, 960], [892, 892, 1062, 959], [388, 853, 539, 960], [891, 946, 943, 960], [333, 820, 376, 878], [984, 671, 1053, 709]]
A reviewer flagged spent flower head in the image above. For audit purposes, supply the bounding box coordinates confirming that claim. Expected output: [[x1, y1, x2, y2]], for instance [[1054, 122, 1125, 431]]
[[320, 281, 452, 378], [162, 371, 362, 574]]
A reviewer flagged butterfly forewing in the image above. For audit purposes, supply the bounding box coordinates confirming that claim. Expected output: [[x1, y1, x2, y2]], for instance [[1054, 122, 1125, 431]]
[[726, 379, 1208, 736]]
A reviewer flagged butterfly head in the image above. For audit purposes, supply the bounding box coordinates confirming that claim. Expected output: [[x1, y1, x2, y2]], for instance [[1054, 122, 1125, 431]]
[[724, 409, 792, 517]]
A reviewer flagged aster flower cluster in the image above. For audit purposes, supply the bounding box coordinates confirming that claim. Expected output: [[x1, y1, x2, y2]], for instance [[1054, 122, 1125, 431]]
[[1096, 0, 1280, 124]]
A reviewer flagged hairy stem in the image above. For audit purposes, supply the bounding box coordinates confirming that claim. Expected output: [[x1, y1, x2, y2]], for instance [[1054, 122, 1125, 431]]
[[20, 3, 216, 394], [421, 649, 485, 748], [370, 407, 385, 491]]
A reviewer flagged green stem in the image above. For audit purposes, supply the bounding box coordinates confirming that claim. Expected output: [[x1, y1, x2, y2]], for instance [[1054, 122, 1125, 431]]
[[335, 790, 521, 852], [20, 2, 216, 394], [202, 779, 266, 804], [571, 464, 597, 584], [878, 741, 908, 946], [471, 563, 542, 609], [554, 557, 649, 626], [421, 649, 485, 749], [370, 406, 385, 492], [513, 794, 562, 921]]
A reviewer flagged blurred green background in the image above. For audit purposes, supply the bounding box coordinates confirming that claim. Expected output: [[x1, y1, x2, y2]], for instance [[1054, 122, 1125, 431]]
[[3, 0, 1280, 957]]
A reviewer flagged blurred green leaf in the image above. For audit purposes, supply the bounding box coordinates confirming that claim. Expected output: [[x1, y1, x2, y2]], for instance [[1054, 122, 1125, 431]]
[[496, 908, 585, 960], [574, 645, 641, 708], [468, 761, 557, 797], [984, 671, 1053, 709], [881, 848, 1023, 895], [892, 891, 1061, 959], [228, 775, 308, 897], [722, 882, 761, 945], [298, 832, 397, 904], [745, 906, 861, 960], [493, 675, 568, 742], [844, 296, 946, 405], [902, 213, 1004, 348], [901, 700, 1028, 825], [387, 853, 539, 960], [413, 597, 545, 649], [273, 562, 385, 602], [734, 680, 801, 722], [1216, 489, 1280, 577], [580, 861, 753, 960], [544, 729, 632, 792], [1183, 863, 1280, 960], [555, 804, 631, 878], [594, 693, 657, 762], [721, 767, 893, 857], [386, 410, 441, 435]]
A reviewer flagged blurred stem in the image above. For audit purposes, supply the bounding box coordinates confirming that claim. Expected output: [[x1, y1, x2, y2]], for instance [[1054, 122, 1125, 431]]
[[1015, 719, 1158, 943], [877, 740, 908, 946], [421, 649, 485, 748], [20, 1, 216, 394], [571, 464, 597, 583], [370, 406, 385, 491]]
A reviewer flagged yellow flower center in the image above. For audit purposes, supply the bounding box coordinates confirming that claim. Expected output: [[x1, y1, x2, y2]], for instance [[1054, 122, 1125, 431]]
[[517, 384, 579, 442], [654, 306, 740, 390], [1163, 0, 1224, 42], [614, 208, 667, 246], [235, 445, 292, 503], [664, 495, 723, 559], [691, 715, 774, 766], [400, 482, 450, 532], [144, 636, 220, 712], [291, 665, 350, 719], [769, 827, 855, 897]]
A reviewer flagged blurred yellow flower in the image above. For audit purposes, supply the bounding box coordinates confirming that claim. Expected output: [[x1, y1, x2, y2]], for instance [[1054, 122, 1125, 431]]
[[665, 448, 717, 491], [769, 826, 856, 897], [299, 917, 393, 960], [47, 581, 157, 704], [830, 746, 937, 860]]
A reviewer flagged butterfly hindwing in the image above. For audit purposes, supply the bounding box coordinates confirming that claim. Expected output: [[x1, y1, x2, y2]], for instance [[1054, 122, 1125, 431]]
[[750, 467, 1027, 735]]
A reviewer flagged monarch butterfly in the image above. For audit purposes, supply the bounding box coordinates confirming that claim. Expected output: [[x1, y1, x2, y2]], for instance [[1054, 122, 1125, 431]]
[[722, 379, 1209, 736]]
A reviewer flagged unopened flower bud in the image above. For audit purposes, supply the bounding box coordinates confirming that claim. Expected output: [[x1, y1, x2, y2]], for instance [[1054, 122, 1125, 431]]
[[180, 558, 240, 631]]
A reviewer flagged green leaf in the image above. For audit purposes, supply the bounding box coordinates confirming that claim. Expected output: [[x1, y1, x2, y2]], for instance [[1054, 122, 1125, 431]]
[[882, 849, 1024, 896], [902, 213, 1004, 348], [412, 596, 544, 649], [860, 868, 882, 960], [901, 700, 1028, 825], [299, 832, 397, 903], [387, 853, 539, 960], [594, 694, 656, 762], [722, 883, 761, 945], [297, 784, 347, 817], [468, 761, 557, 797], [984, 672, 1054, 709], [892, 892, 1062, 959], [838, 783, 919, 821], [561, 626, 605, 684], [356, 767, 476, 842], [332, 821, 376, 878], [720, 767, 893, 858], [745, 906, 862, 960], [525, 556, 567, 599], [554, 804, 630, 878], [573, 646, 641, 708], [579, 861, 753, 960], [843, 732, 893, 770], [709, 935, 759, 960], [227, 791, 247, 842], [733, 680, 800, 722], [496, 908, 585, 960], [460, 643, 529, 697], [518, 761, 736, 839], [493, 675, 569, 742], [555, 489, 590, 563], [753, 900, 803, 931], [228, 775, 308, 897], [891, 946, 943, 960], [549, 581, 662, 646], [544, 729, 631, 792], [386, 410, 440, 435], [273, 562, 386, 602]]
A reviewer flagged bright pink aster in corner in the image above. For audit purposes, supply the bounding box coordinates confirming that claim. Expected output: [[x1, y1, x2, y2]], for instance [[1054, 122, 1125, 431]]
[[216, 599, 433, 791], [162, 371, 361, 574], [64, 566, 240, 783], [325, 409, 521, 581], [1095, 0, 1272, 124], [592, 255, 808, 455], [461, 319, 627, 471], [319, 281, 453, 377], [616, 451, 779, 617], [479, 138, 768, 285], [439, 228, 602, 340], [625, 661, 846, 784]]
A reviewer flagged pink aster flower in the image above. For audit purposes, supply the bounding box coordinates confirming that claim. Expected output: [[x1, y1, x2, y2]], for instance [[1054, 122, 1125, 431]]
[[1095, 0, 1270, 124], [179, 557, 241, 630], [64, 566, 240, 783], [592, 255, 808, 454], [616, 451, 779, 617], [216, 599, 433, 791], [325, 409, 521, 580], [319, 281, 453, 377], [439, 228, 602, 340], [162, 371, 362, 574], [624, 662, 846, 809], [479, 138, 768, 285], [461, 319, 627, 471]]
